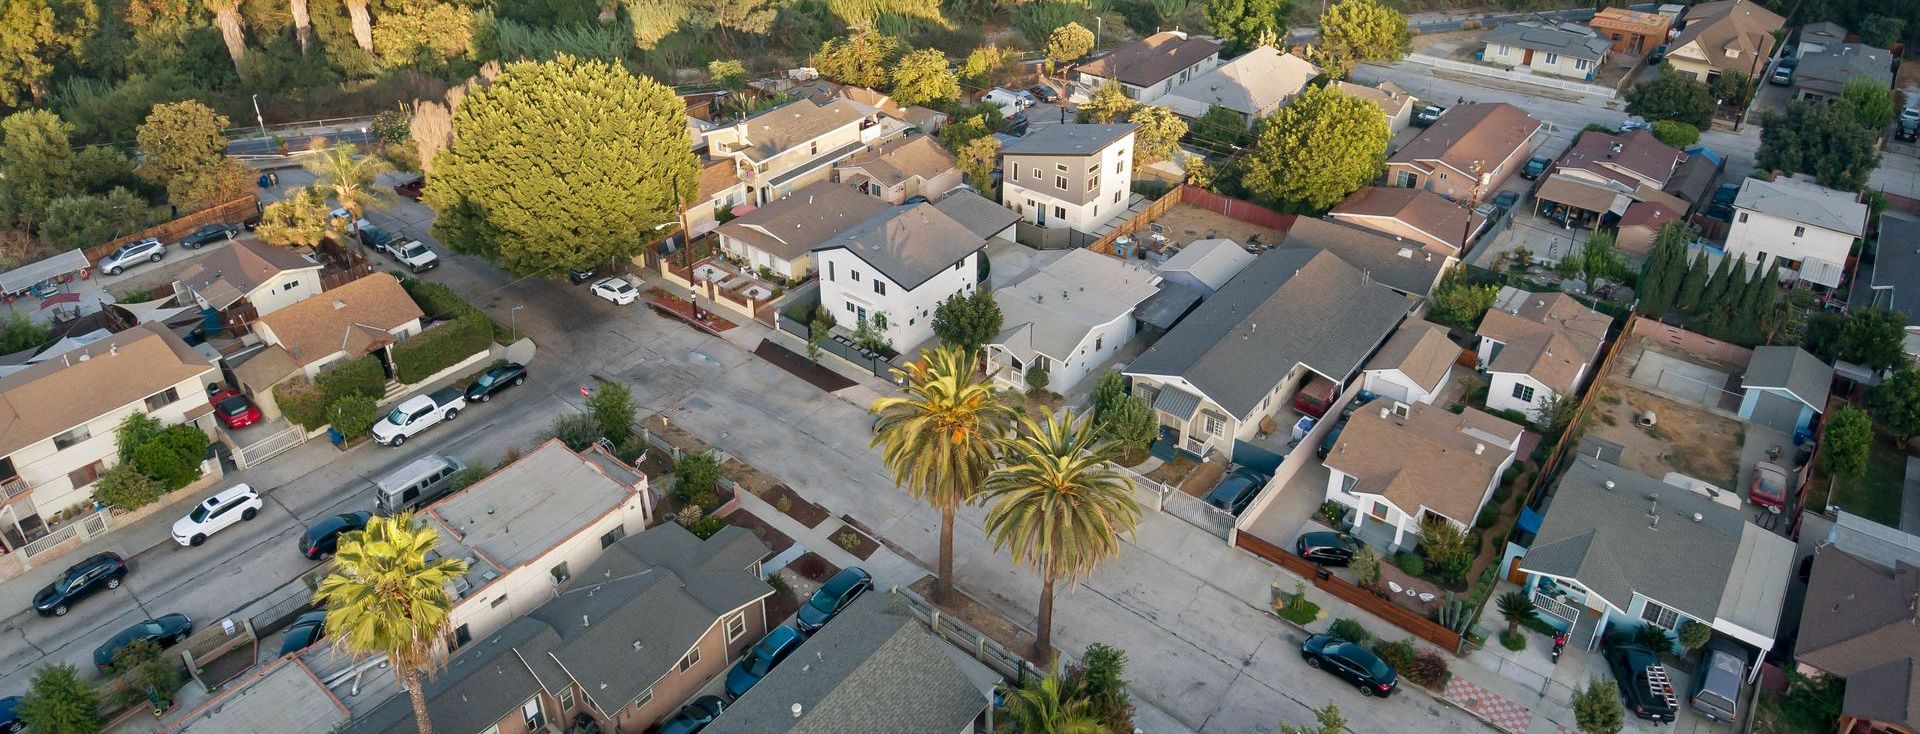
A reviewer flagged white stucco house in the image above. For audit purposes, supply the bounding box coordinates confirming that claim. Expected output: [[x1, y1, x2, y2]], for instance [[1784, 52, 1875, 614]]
[[1723, 175, 1868, 289], [815, 194, 1016, 352], [1000, 124, 1137, 234], [713, 181, 891, 282], [1476, 288, 1610, 420], [1480, 19, 1611, 80], [1322, 402, 1522, 552], [1073, 31, 1223, 102], [173, 237, 323, 335], [987, 250, 1160, 392], [1360, 320, 1459, 405]]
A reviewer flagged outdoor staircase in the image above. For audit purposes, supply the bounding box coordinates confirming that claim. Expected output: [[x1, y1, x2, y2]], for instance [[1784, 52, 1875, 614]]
[[381, 380, 407, 402]]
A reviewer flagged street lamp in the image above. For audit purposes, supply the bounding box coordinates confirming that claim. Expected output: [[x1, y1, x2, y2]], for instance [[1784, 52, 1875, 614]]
[[510, 304, 523, 340], [251, 94, 266, 138]]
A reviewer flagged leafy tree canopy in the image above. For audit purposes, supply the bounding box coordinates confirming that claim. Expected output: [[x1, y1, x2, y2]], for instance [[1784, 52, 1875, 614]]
[[424, 55, 698, 276], [932, 288, 1002, 354], [1649, 120, 1700, 149], [815, 31, 902, 89], [1045, 22, 1094, 65], [0, 109, 77, 223], [1626, 65, 1714, 129], [256, 186, 333, 247], [1806, 307, 1907, 371], [890, 48, 960, 107], [1129, 105, 1186, 166], [1868, 368, 1920, 442], [135, 100, 251, 210], [1206, 0, 1293, 54], [1315, 0, 1409, 77], [1820, 406, 1871, 485], [1242, 83, 1388, 210], [17, 663, 101, 734], [1756, 101, 1881, 192], [1840, 77, 1897, 131], [1078, 82, 1135, 123]]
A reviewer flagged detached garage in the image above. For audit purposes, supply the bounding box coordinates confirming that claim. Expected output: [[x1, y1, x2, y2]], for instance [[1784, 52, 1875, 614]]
[[1360, 320, 1459, 405], [1738, 346, 1833, 435]]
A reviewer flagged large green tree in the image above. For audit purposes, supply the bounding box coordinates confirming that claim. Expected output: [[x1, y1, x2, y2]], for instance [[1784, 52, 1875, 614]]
[[1869, 368, 1920, 444], [1045, 22, 1094, 66], [1130, 105, 1187, 166], [0, 109, 76, 225], [135, 101, 252, 211], [1635, 220, 1691, 317], [1807, 308, 1907, 371], [1206, 0, 1293, 54], [0, 0, 97, 106], [1757, 101, 1881, 192], [1820, 406, 1872, 490], [16, 663, 100, 734], [931, 288, 1002, 353], [1840, 77, 1897, 131], [1242, 83, 1388, 210], [1078, 82, 1135, 124], [1571, 677, 1626, 734], [37, 188, 151, 249], [1315, 0, 1409, 77], [425, 55, 699, 276], [890, 48, 960, 107], [815, 31, 901, 89], [315, 514, 468, 734], [1626, 65, 1715, 129]]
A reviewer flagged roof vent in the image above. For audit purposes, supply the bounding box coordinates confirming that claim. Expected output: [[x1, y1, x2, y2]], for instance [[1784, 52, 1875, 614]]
[[1380, 407, 1391, 419], [1603, 480, 1615, 490], [792, 703, 804, 718], [582, 614, 590, 628], [1691, 512, 1704, 523], [632, 640, 643, 651], [76, 353, 88, 362], [1475, 443, 1485, 455], [332, 300, 347, 310]]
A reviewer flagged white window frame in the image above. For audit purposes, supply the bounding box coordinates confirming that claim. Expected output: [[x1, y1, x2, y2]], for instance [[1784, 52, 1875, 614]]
[[1639, 599, 1679, 629], [1512, 383, 1535, 403], [1544, 52, 1560, 65], [726, 612, 747, 643], [521, 697, 544, 729], [559, 686, 575, 712], [1204, 414, 1224, 436], [678, 644, 702, 672]]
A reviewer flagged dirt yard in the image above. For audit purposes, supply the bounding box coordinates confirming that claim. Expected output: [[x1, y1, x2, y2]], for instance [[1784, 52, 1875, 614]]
[[1150, 204, 1288, 249], [1411, 29, 1485, 56], [1583, 383, 1745, 489]]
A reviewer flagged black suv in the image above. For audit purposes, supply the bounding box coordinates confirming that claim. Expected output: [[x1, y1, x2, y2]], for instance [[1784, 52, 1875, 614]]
[[178, 224, 234, 249], [34, 552, 127, 617], [796, 567, 872, 634], [1604, 635, 1679, 722], [299, 512, 372, 559], [1302, 633, 1397, 697], [93, 613, 193, 671]]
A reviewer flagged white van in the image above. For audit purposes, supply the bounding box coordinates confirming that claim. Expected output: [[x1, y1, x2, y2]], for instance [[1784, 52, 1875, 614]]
[[983, 88, 1023, 118], [372, 454, 467, 513]]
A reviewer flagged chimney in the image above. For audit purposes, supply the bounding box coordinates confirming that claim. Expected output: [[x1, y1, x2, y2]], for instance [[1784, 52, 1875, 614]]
[[582, 614, 590, 628]]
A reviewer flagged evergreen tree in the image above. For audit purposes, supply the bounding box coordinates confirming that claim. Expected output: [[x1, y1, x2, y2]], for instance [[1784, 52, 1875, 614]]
[[1746, 261, 1780, 340], [1699, 253, 1740, 312], [1635, 226, 1678, 316], [1676, 251, 1710, 312]]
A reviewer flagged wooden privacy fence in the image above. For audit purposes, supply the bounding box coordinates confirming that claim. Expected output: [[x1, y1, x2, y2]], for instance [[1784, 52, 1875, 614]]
[[1088, 185, 1298, 256], [1087, 185, 1186, 255], [83, 195, 260, 266], [1236, 531, 1467, 653]]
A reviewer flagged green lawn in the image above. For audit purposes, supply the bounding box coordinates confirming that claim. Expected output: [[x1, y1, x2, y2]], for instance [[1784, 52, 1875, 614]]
[[1822, 436, 1909, 527]]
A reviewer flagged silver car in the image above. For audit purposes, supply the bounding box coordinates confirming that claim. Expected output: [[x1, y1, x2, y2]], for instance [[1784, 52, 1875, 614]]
[[99, 238, 166, 276]]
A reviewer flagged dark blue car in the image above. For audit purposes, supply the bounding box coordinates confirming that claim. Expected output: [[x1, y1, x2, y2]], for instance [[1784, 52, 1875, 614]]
[[726, 626, 803, 698], [94, 613, 193, 672], [0, 696, 22, 734], [659, 695, 726, 734], [1203, 467, 1272, 516], [279, 610, 329, 657], [796, 567, 872, 634]]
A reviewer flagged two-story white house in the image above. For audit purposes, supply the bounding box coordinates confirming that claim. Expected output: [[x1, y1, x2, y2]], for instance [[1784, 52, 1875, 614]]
[[1000, 124, 1136, 234], [986, 249, 1160, 392], [0, 322, 218, 545], [832, 135, 964, 204], [1477, 288, 1610, 420], [1322, 402, 1522, 552], [1723, 175, 1868, 289], [1480, 19, 1611, 80], [1074, 31, 1223, 102], [431, 439, 653, 648], [713, 181, 891, 282], [815, 194, 1016, 352], [173, 238, 323, 336]]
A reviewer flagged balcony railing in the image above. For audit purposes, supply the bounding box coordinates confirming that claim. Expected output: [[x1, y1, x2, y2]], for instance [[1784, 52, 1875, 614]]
[[1, 475, 28, 500]]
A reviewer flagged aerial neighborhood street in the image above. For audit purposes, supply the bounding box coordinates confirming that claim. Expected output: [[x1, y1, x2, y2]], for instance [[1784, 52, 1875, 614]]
[[0, 0, 1912, 733]]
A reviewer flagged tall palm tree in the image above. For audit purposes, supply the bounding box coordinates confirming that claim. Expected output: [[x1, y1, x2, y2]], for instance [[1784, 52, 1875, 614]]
[[290, 0, 311, 54], [870, 344, 1013, 604], [977, 410, 1140, 662], [203, 0, 246, 73], [314, 514, 468, 734], [1001, 674, 1108, 734], [304, 142, 395, 223]]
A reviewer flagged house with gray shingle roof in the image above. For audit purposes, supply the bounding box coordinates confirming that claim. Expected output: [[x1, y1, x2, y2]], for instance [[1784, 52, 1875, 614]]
[[1476, 287, 1611, 421], [1124, 245, 1413, 462], [1072, 31, 1223, 102], [1795, 513, 1920, 734], [706, 595, 997, 734], [1000, 123, 1139, 235], [1515, 458, 1795, 654], [343, 523, 773, 734], [1791, 43, 1892, 102], [1724, 174, 1868, 289], [1481, 19, 1612, 80], [814, 200, 996, 351], [1858, 215, 1920, 361]]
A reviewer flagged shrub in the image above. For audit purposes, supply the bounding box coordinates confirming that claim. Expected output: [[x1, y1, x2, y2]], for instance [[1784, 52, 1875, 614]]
[[328, 394, 379, 439], [400, 278, 482, 320], [1328, 618, 1371, 644], [1394, 553, 1426, 577], [392, 314, 493, 384], [685, 514, 728, 539], [127, 425, 209, 490], [445, 464, 489, 493], [1276, 597, 1321, 625], [315, 354, 387, 399], [548, 413, 600, 451], [274, 378, 331, 430], [93, 465, 165, 511], [1637, 624, 1674, 652], [106, 639, 182, 709], [836, 530, 862, 551], [674, 451, 722, 501], [1650, 119, 1701, 148], [1677, 620, 1712, 651], [1475, 504, 1500, 530], [1024, 364, 1050, 392], [1370, 638, 1416, 671], [1500, 630, 1528, 651], [17, 663, 101, 734], [1318, 500, 1347, 526], [1403, 651, 1452, 689], [585, 379, 635, 441], [1350, 546, 1380, 588]]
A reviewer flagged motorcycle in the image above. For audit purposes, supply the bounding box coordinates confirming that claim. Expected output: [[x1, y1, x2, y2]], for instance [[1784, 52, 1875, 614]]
[[1551, 632, 1569, 663]]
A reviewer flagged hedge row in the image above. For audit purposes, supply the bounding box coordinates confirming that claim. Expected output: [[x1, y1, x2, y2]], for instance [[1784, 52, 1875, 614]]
[[401, 278, 482, 321], [316, 354, 385, 400], [393, 313, 492, 384], [273, 377, 331, 430]]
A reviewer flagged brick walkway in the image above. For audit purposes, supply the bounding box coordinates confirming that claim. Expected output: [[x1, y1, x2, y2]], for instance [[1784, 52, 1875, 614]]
[[1444, 678, 1536, 734]]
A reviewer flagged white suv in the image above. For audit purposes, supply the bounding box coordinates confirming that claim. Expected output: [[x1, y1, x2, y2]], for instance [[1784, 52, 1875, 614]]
[[170, 484, 264, 547], [99, 238, 166, 276]]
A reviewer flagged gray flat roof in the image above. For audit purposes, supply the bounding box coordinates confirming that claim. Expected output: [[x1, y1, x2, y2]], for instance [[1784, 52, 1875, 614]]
[[1868, 215, 1920, 326], [429, 440, 639, 569], [1001, 124, 1136, 157], [165, 658, 346, 734], [1742, 345, 1832, 412]]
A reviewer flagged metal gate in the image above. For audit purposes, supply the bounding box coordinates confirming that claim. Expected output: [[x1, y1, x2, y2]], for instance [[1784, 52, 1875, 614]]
[[236, 424, 305, 468]]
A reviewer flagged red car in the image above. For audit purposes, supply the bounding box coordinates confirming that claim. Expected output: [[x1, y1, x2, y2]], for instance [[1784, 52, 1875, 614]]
[[209, 391, 262, 430], [1749, 461, 1789, 513], [394, 177, 425, 200], [1292, 375, 1339, 419]]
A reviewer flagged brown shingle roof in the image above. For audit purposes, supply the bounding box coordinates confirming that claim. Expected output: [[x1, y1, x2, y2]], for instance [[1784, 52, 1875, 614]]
[[1334, 80, 1415, 118], [258, 273, 423, 368], [1390, 103, 1541, 177], [1329, 186, 1485, 253], [1476, 291, 1610, 392], [1795, 548, 1920, 730], [697, 159, 741, 202], [1535, 174, 1625, 214], [1556, 130, 1684, 189], [1366, 321, 1459, 392], [1075, 31, 1223, 88], [730, 98, 868, 162], [715, 182, 892, 263], [836, 136, 957, 189], [1322, 403, 1522, 524], [177, 239, 320, 310], [1669, 0, 1782, 73], [0, 322, 214, 458]]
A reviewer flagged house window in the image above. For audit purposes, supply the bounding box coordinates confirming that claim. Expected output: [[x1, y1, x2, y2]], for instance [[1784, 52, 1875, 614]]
[[828, 262, 836, 281], [1095, 335, 1103, 351], [1395, 171, 1417, 188], [1737, 211, 1748, 223], [1204, 414, 1224, 436], [844, 302, 855, 315], [144, 387, 180, 411], [809, 141, 818, 155], [550, 561, 569, 584], [633, 687, 653, 711], [1793, 226, 1805, 237], [678, 645, 702, 672], [1053, 205, 1066, 220], [600, 525, 627, 548], [1544, 52, 1559, 65], [1640, 599, 1679, 629], [1341, 474, 1359, 494], [1576, 59, 1591, 70], [491, 595, 508, 608], [282, 281, 298, 292], [1056, 163, 1067, 173], [522, 697, 545, 730], [1010, 163, 1019, 181], [1056, 175, 1068, 189], [68, 461, 103, 489], [559, 687, 575, 712], [1116, 156, 1127, 173], [1498, 44, 1511, 55], [873, 281, 887, 296], [1089, 174, 1101, 191], [851, 270, 861, 282], [52, 425, 89, 450], [1370, 501, 1390, 521], [1113, 191, 1122, 204], [725, 612, 747, 642], [1511, 383, 1535, 403]]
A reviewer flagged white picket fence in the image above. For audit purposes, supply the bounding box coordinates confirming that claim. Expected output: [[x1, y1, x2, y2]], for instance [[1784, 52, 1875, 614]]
[[1402, 54, 1619, 100]]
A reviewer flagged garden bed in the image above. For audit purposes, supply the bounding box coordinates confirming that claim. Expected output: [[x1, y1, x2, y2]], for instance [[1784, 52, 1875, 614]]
[[788, 552, 841, 583], [724, 509, 795, 559], [759, 483, 829, 528], [907, 575, 1049, 664], [829, 516, 880, 560]]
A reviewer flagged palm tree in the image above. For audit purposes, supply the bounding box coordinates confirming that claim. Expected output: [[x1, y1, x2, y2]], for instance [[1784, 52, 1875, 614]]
[[289, 0, 311, 54], [1001, 674, 1108, 734], [314, 514, 468, 734], [977, 410, 1140, 662], [870, 344, 1013, 603], [1496, 591, 1537, 636], [204, 0, 246, 74], [304, 142, 395, 223]]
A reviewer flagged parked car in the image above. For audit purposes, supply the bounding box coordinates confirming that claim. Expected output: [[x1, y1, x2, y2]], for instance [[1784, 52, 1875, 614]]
[[299, 511, 372, 559], [567, 267, 598, 285], [1295, 531, 1358, 566], [178, 223, 235, 249], [796, 567, 873, 634], [1203, 466, 1272, 516], [1004, 113, 1031, 137], [1414, 105, 1445, 127], [1012, 88, 1038, 107], [1748, 461, 1788, 513], [1619, 116, 1652, 133], [34, 552, 127, 616], [1604, 635, 1679, 722], [278, 610, 328, 656], [1492, 190, 1521, 212], [726, 626, 803, 698], [465, 363, 528, 403], [658, 695, 727, 734], [1301, 633, 1397, 697], [171, 484, 265, 547], [371, 454, 466, 513], [1769, 57, 1797, 85], [1688, 638, 1748, 724], [356, 224, 400, 250], [983, 88, 1023, 118], [241, 212, 262, 231], [379, 238, 439, 273], [208, 389, 263, 430], [0, 695, 22, 733], [1898, 108, 1920, 142], [1522, 155, 1552, 180], [1292, 375, 1339, 419], [93, 614, 193, 671], [371, 388, 466, 447], [1027, 84, 1061, 103], [590, 277, 639, 305], [394, 176, 426, 200], [99, 237, 165, 276]]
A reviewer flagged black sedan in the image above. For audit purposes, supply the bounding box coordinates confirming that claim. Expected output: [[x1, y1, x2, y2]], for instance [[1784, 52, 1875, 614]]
[[279, 610, 329, 656], [659, 695, 727, 734], [178, 223, 234, 249], [1203, 467, 1272, 516], [465, 363, 528, 403], [1027, 84, 1061, 103], [796, 567, 872, 634], [299, 512, 372, 559], [1302, 633, 1397, 697], [567, 267, 597, 285], [34, 552, 127, 617], [1295, 531, 1358, 566], [94, 613, 193, 671]]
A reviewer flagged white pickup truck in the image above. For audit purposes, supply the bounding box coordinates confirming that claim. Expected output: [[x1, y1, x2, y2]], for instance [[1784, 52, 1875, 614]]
[[381, 238, 440, 273], [371, 387, 466, 447]]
